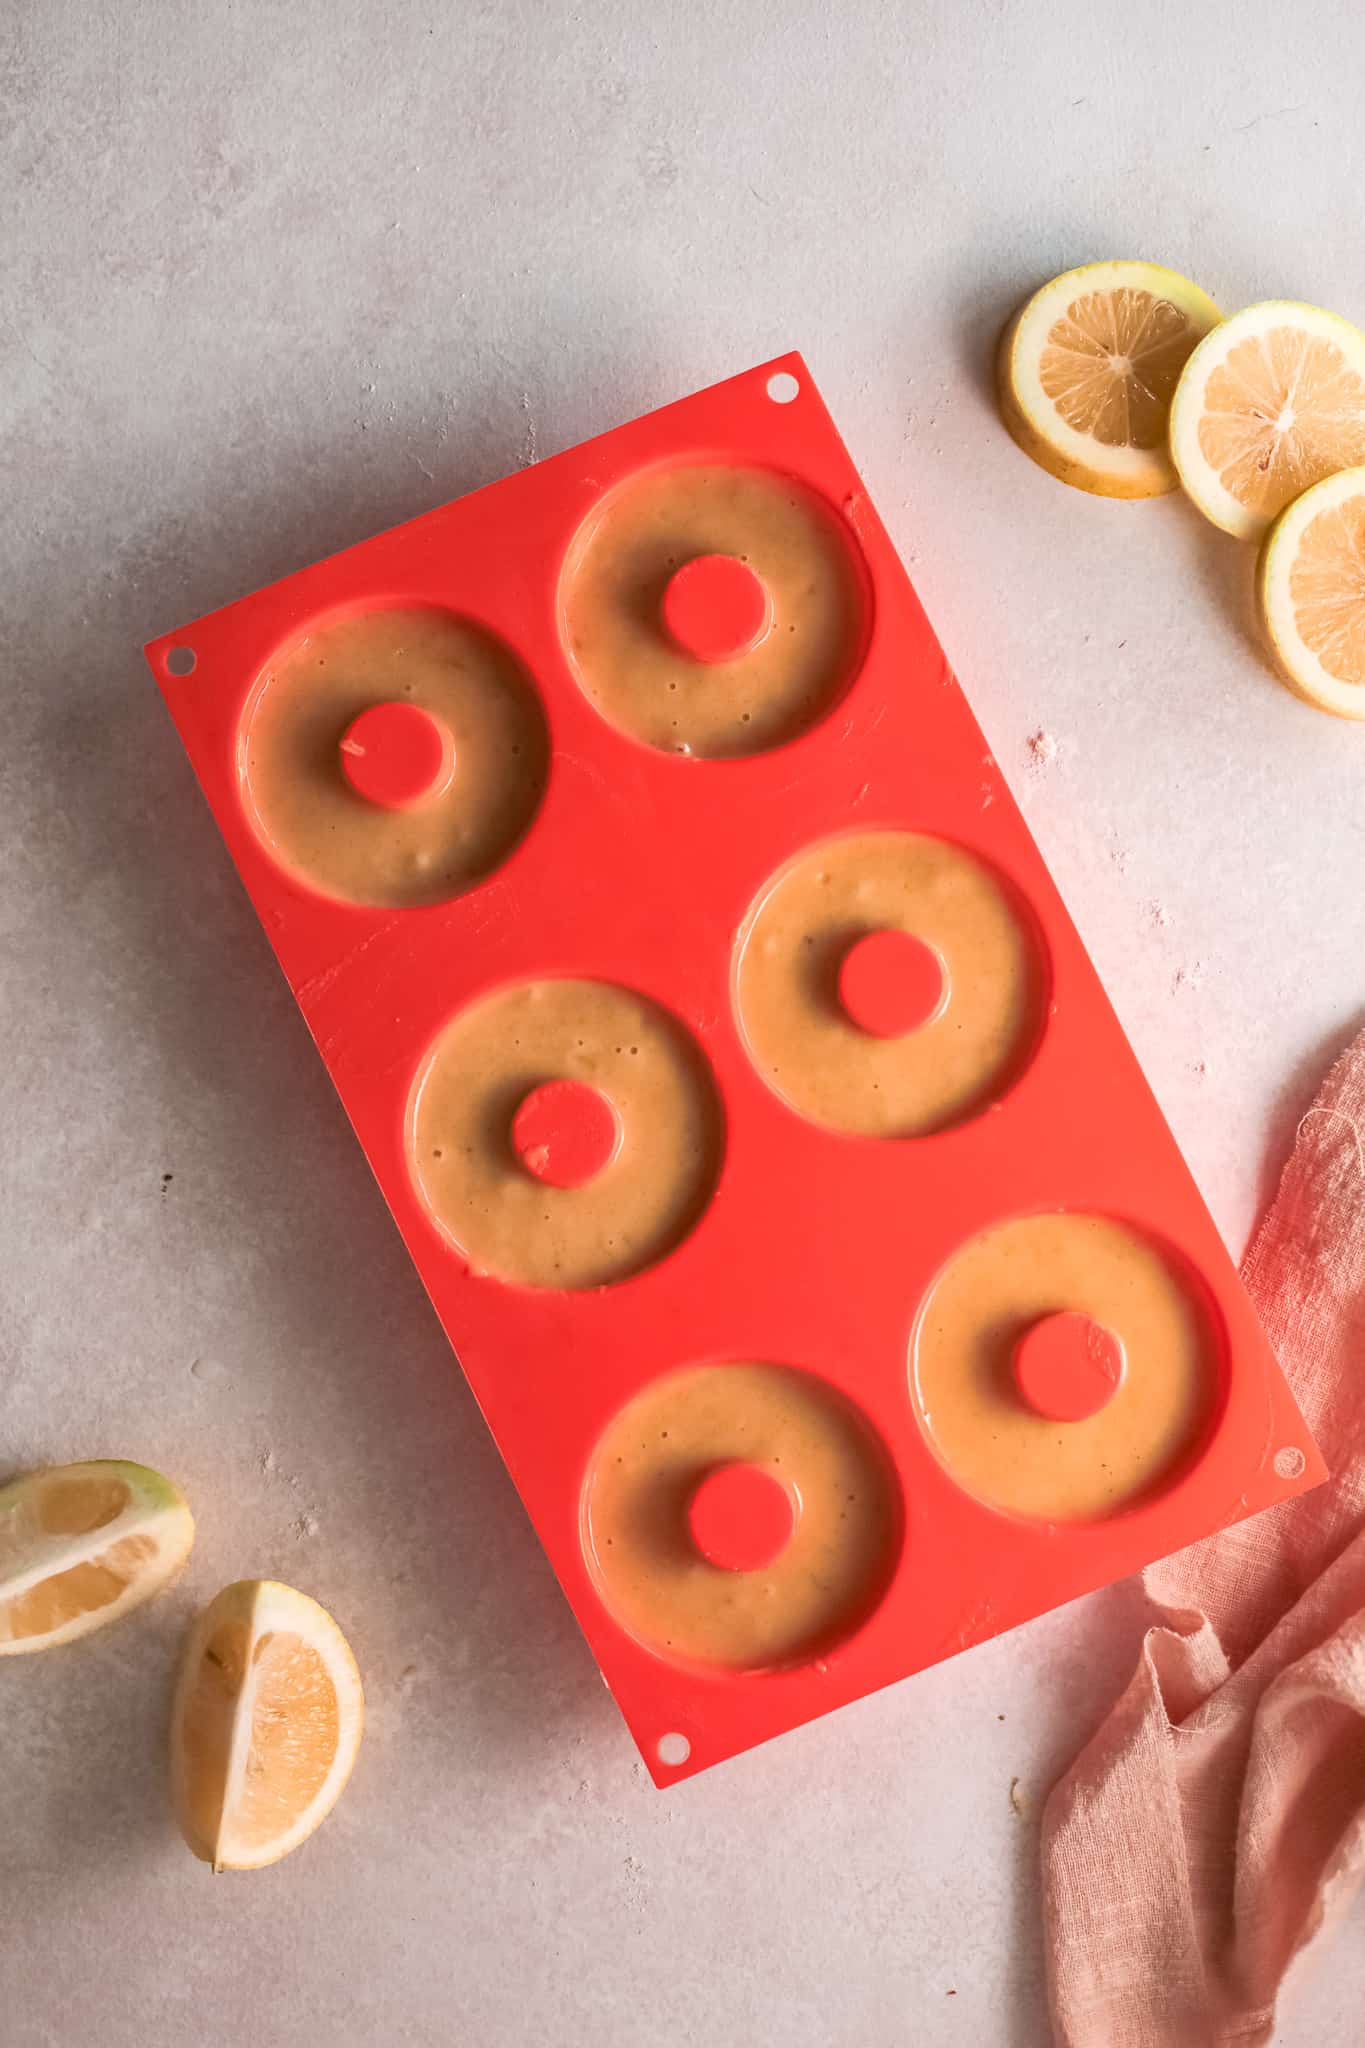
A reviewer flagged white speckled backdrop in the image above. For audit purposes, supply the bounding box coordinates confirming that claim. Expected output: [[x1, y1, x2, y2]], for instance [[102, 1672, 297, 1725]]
[[4, 3, 1364, 2042]]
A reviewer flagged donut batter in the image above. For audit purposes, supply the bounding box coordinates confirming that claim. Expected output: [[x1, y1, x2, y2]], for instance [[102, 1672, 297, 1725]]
[[912, 1213, 1220, 1522], [559, 464, 866, 758], [582, 1364, 900, 1669], [407, 979, 721, 1290], [734, 831, 1042, 1137], [239, 607, 548, 907]]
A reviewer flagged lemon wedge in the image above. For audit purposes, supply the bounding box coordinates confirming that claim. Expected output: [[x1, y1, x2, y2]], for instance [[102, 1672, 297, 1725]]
[[0, 1459, 194, 1654], [171, 1579, 364, 1871], [1170, 301, 1365, 539], [998, 261, 1222, 497]]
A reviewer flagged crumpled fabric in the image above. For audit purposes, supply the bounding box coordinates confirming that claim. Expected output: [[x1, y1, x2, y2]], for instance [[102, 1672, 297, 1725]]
[[1043, 1028, 1365, 2047]]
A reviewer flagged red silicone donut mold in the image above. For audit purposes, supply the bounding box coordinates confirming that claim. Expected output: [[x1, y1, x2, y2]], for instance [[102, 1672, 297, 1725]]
[[148, 351, 1324, 1786]]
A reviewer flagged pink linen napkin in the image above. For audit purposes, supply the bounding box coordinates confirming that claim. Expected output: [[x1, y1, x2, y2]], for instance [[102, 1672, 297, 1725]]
[[1042, 1027, 1365, 2047]]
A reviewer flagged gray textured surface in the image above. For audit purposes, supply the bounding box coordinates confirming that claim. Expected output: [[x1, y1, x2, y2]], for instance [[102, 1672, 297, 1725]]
[[4, 3, 1364, 2042]]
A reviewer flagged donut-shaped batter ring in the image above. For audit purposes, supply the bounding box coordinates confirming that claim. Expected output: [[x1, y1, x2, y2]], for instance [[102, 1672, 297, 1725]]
[[559, 464, 868, 759], [582, 1363, 901, 1670], [239, 607, 548, 908], [911, 1213, 1221, 1522], [407, 979, 722, 1291], [734, 831, 1043, 1138]]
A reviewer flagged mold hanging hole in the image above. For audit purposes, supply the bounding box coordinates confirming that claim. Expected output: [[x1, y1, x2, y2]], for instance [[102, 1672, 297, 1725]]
[[165, 645, 197, 677], [766, 371, 800, 405], [1273, 1445, 1305, 1480], [656, 1731, 691, 1767]]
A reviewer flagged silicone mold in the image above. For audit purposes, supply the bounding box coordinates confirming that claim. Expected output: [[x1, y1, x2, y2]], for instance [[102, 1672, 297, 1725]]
[[147, 353, 1324, 1785]]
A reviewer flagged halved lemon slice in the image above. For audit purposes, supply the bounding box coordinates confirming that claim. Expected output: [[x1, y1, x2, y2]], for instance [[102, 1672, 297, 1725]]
[[0, 1459, 194, 1654], [1258, 465, 1365, 719], [171, 1579, 364, 1871], [998, 261, 1222, 497], [1170, 302, 1365, 539]]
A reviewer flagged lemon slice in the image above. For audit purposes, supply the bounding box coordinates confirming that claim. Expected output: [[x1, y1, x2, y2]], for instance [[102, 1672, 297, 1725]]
[[1258, 464, 1365, 718], [1170, 301, 1365, 539], [171, 1579, 364, 1871], [998, 261, 1222, 497], [0, 1459, 194, 1654]]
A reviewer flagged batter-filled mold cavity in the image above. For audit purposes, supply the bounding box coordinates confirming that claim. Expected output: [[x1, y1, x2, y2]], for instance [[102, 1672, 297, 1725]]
[[910, 1213, 1224, 1523], [581, 1363, 902, 1670], [733, 830, 1045, 1138], [406, 978, 723, 1290], [238, 606, 549, 907], [558, 463, 870, 759]]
